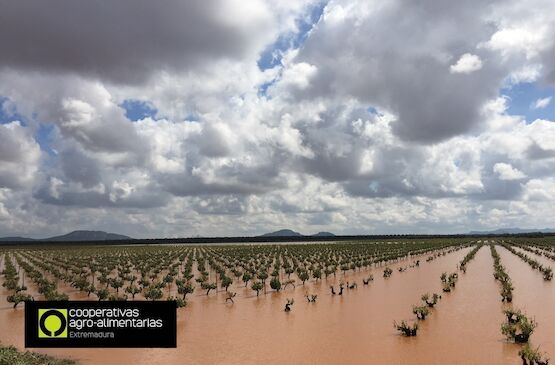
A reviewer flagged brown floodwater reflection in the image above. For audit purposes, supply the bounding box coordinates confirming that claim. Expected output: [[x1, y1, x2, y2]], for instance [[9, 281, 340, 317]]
[[2, 245, 553, 364], [497, 245, 555, 360]]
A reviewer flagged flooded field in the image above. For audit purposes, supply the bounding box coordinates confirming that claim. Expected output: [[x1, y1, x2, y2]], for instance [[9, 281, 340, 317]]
[[1, 240, 555, 364]]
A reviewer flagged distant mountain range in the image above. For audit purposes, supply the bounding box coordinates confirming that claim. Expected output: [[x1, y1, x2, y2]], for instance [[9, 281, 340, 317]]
[[0, 236, 35, 242], [2, 227, 553, 243], [260, 229, 336, 237], [468, 228, 555, 235], [0, 230, 132, 242]]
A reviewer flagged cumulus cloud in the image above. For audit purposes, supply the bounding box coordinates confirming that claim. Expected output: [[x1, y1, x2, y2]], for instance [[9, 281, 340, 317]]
[[277, 62, 318, 90], [1, 0, 555, 237], [483, 0, 555, 84], [287, 0, 510, 143], [0, 0, 280, 84], [483, 27, 548, 59], [450, 54, 483, 74], [0, 121, 41, 189], [523, 178, 555, 201], [493, 163, 527, 180]]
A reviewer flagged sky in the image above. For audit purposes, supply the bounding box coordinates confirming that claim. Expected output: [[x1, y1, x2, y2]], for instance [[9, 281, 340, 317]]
[[0, 0, 555, 238]]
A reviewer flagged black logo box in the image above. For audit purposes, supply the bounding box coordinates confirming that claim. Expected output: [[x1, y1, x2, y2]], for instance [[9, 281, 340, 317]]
[[25, 301, 176, 348]]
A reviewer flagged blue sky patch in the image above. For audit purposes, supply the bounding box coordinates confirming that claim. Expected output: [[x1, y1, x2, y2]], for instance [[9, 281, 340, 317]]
[[36, 123, 57, 156], [121, 99, 158, 121], [1, 96, 56, 155], [502, 82, 555, 122], [258, 81, 275, 97], [367, 106, 379, 115], [257, 2, 326, 72], [184, 113, 200, 122], [0, 96, 26, 125], [367, 106, 387, 117]]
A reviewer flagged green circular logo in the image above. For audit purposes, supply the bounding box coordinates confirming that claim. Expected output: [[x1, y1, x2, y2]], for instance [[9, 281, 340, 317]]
[[38, 309, 68, 338]]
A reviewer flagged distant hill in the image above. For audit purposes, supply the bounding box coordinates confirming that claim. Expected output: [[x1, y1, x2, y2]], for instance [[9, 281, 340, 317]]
[[0, 230, 131, 242], [312, 232, 336, 237], [44, 230, 131, 241], [0, 236, 35, 242], [261, 229, 303, 237], [469, 228, 555, 235], [261, 229, 336, 237]]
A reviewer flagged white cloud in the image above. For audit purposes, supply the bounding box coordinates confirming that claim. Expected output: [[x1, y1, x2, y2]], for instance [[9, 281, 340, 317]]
[[493, 163, 526, 180], [0, 121, 41, 190], [483, 27, 548, 59], [450, 53, 483, 74], [269, 61, 318, 95], [2, 0, 555, 237], [531, 96, 552, 110], [523, 178, 555, 201], [506, 64, 542, 85]]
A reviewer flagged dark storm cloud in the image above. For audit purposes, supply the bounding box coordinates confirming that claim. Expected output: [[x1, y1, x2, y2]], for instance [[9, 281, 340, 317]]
[[0, 128, 25, 163], [472, 178, 523, 201], [34, 182, 170, 209], [286, 104, 436, 196], [59, 148, 102, 188], [526, 142, 555, 160], [291, 105, 371, 181], [163, 175, 270, 196], [389, 60, 504, 142], [294, 0, 506, 143], [341, 148, 453, 199], [159, 162, 285, 197], [543, 46, 555, 84], [0, 0, 271, 83], [300, 148, 364, 182], [295, 125, 366, 182], [197, 124, 232, 158], [471, 156, 526, 201]]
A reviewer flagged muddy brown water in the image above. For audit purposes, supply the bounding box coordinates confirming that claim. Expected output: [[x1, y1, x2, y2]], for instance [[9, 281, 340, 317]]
[[497, 246, 555, 358], [2, 245, 553, 364]]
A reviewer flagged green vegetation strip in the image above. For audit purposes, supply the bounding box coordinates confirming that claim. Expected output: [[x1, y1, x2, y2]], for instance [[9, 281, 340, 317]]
[[459, 243, 483, 273], [499, 242, 553, 281], [1, 239, 468, 306], [490, 244, 513, 302], [489, 244, 550, 364]]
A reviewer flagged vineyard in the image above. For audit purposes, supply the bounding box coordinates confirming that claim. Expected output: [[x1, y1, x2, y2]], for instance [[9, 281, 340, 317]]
[[2, 237, 555, 364], [0, 240, 464, 306]]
